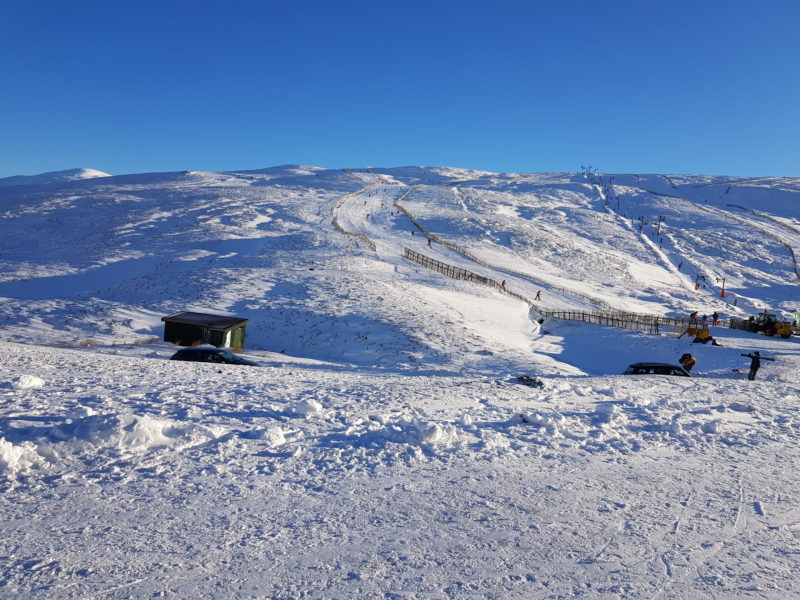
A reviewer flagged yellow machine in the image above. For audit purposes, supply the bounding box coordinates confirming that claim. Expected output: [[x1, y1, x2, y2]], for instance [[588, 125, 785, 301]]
[[730, 310, 792, 339], [675, 323, 718, 344]]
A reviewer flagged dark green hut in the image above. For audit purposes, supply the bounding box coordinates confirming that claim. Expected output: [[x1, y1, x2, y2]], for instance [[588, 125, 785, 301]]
[[161, 312, 249, 349]]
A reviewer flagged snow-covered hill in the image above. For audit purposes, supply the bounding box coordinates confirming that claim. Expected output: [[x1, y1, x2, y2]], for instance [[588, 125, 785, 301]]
[[0, 165, 798, 598], [0, 167, 111, 187], [0, 165, 797, 371]]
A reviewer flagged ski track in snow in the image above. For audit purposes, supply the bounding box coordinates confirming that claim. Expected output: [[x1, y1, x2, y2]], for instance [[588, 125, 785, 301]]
[[0, 166, 799, 598]]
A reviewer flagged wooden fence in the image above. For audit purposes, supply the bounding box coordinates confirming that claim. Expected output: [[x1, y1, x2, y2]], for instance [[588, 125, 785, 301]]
[[395, 187, 615, 310], [331, 183, 705, 337], [404, 248, 698, 336]]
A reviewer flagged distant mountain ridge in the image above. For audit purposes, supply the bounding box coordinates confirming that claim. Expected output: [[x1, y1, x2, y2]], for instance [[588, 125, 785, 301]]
[[0, 168, 111, 187]]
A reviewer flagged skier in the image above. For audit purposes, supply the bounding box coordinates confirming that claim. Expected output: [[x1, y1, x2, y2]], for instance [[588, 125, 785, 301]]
[[501, 280, 506, 289], [535, 290, 541, 301], [740, 351, 775, 381], [712, 311, 719, 326], [679, 353, 696, 372]]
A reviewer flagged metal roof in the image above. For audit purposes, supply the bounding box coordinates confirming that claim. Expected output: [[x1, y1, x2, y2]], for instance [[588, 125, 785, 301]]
[[161, 311, 249, 331]]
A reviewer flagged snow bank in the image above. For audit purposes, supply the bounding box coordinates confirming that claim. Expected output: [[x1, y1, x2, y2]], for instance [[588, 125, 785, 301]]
[[340, 416, 461, 452], [504, 393, 782, 454], [49, 412, 225, 453]]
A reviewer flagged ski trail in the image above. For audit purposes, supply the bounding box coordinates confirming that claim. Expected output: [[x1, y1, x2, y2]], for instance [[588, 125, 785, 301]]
[[605, 203, 690, 291], [330, 180, 385, 251], [640, 185, 799, 284], [727, 204, 800, 281]]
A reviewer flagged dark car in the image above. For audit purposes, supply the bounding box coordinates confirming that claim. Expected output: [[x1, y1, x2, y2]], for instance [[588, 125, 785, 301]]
[[622, 362, 691, 377], [170, 348, 260, 366]]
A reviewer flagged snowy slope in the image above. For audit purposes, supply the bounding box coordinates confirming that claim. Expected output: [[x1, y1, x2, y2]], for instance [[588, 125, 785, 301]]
[[0, 165, 799, 599], [0, 166, 797, 371]]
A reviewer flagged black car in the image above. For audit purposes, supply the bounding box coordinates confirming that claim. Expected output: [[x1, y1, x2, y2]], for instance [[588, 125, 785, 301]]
[[622, 362, 691, 377], [170, 348, 260, 366]]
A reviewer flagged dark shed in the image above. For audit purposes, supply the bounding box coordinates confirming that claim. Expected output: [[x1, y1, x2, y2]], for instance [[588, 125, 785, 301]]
[[161, 312, 249, 349]]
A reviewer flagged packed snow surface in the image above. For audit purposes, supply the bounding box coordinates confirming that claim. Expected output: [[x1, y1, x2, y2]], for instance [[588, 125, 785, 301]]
[[0, 165, 799, 598]]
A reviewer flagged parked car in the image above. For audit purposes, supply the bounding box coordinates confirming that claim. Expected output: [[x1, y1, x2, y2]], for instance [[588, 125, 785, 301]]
[[170, 347, 260, 366], [622, 362, 691, 377]]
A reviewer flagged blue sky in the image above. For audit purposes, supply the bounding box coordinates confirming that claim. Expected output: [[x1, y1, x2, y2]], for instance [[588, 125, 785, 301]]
[[1, 0, 798, 178]]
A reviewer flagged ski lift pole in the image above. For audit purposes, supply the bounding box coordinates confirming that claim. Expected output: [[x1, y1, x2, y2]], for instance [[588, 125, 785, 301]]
[[695, 274, 706, 291]]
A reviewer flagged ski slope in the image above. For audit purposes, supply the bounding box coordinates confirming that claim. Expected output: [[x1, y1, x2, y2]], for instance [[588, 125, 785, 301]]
[[0, 165, 799, 599]]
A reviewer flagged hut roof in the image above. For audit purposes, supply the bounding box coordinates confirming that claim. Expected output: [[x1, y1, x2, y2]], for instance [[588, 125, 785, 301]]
[[161, 311, 249, 331]]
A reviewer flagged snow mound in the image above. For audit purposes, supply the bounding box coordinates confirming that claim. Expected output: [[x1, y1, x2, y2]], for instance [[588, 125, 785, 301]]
[[0, 437, 41, 479], [504, 397, 769, 455], [516, 411, 566, 436], [294, 398, 324, 417], [244, 426, 289, 448], [1, 375, 45, 390], [341, 416, 461, 449], [0, 168, 111, 187], [49, 413, 225, 453]]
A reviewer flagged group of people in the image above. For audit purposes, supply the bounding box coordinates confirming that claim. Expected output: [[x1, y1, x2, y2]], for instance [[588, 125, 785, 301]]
[[685, 309, 777, 379], [689, 311, 720, 327], [678, 350, 775, 380], [499, 281, 541, 301]]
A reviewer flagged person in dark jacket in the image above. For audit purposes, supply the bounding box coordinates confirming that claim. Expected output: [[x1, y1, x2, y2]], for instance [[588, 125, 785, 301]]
[[741, 351, 775, 380]]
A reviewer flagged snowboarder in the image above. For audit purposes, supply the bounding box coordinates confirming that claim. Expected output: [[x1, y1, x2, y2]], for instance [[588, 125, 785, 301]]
[[712, 311, 719, 326], [741, 351, 775, 381], [501, 280, 506, 289], [679, 353, 696, 372], [427, 238, 432, 247], [535, 290, 541, 300]]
